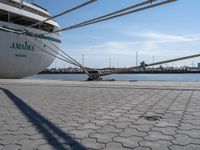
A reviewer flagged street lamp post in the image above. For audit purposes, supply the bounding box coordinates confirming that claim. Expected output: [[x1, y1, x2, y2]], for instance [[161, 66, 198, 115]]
[[82, 54, 85, 66]]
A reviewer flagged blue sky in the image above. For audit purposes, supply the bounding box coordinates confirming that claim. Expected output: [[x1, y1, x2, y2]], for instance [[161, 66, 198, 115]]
[[32, 0, 200, 68]]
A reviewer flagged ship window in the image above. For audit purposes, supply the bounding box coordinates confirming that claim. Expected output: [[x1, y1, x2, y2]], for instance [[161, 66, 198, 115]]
[[0, 10, 8, 22], [10, 13, 40, 29], [40, 22, 54, 32], [0, 9, 54, 32], [10, 13, 54, 32]]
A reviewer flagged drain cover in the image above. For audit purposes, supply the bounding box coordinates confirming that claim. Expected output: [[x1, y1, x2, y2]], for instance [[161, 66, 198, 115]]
[[139, 115, 162, 121]]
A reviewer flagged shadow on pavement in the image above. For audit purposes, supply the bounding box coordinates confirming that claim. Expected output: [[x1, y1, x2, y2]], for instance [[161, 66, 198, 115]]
[[0, 87, 86, 150]]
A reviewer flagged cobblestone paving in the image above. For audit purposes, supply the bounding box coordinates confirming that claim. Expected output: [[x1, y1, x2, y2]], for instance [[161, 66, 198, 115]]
[[0, 80, 200, 150]]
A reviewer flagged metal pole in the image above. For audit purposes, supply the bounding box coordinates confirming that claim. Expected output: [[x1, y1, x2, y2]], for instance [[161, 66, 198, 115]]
[[82, 54, 85, 66], [55, 61, 57, 69], [136, 52, 138, 67], [109, 58, 111, 68], [152, 56, 155, 68], [117, 61, 119, 68]]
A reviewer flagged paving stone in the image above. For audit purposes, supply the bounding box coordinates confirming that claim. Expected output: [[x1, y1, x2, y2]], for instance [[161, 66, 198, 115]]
[[113, 136, 142, 148], [139, 140, 172, 150], [81, 138, 105, 149], [0, 134, 19, 145], [183, 114, 200, 120], [186, 112, 200, 117], [115, 117, 133, 122], [144, 131, 174, 141], [22, 127, 39, 136], [69, 129, 95, 139], [154, 121, 178, 127], [90, 120, 109, 126], [151, 127, 177, 135], [109, 121, 132, 129], [90, 132, 117, 143], [77, 123, 101, 130], [17, 139, 43, 149], [98, 125, 123, 134], [1, 144, 21, 150], [104, 142, 132, 150], [134, 147, 151, 150], [169, 144, 200, 150], [11, 130, 28, 136], [129, 124, 153, 132], [176, 129, 200, 139], [162, 113, 182, 119], [37, 144, 60, 150], [134, 119, 157, 125], [120, 128, 147, 137], [0, 125, 20, 132], [60, 126, 76, 133], [75, 118, 89, 124], [178, 122, 200, 130], [182, 119, 200, 126], [172, 134, 200, 145], [61, 120, 81, 128], [29, 134, 45, 140]]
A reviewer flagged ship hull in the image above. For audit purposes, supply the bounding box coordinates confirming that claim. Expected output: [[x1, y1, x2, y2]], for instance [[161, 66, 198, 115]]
[[0, 21, 61, 78]]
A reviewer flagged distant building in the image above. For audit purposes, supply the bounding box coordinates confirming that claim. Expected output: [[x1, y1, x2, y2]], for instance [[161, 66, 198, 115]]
[[198, 63, 200, 69]]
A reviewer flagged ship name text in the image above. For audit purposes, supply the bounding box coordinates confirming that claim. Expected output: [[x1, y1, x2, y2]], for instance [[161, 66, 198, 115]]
[[10, 42, 34, 51]]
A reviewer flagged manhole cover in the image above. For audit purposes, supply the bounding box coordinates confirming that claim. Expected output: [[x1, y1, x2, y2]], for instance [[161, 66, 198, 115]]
[[139, 115, 162, 121]]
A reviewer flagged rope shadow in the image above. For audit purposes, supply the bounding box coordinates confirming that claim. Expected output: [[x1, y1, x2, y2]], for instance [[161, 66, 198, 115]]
[[0, 87, 86, 150]]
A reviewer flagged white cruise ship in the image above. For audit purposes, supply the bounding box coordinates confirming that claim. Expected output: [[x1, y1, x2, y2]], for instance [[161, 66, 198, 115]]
[[0, 0, 61, 78]]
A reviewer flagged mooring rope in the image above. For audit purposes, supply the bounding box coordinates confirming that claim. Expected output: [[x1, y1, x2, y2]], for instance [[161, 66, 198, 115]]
[[44, 0, 177, 34], [27, 0, 98, 28]]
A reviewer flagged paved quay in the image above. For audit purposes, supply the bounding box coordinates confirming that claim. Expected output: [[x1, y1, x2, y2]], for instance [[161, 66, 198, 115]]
[[0, 79, 200, 150]]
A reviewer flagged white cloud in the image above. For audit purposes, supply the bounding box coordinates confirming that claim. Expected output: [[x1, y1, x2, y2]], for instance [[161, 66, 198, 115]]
[[135, 32, 200, 43], [80, 31, 200, 58], [137, 32, 189, 42], [60, 29, 200, 68]]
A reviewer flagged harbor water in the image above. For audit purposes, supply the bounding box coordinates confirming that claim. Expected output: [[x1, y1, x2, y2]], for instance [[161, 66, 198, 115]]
[[26, 73, 200, 82]]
